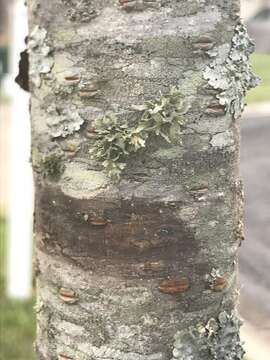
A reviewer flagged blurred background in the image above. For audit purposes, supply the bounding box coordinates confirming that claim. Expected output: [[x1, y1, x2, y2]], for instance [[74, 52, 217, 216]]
[[0, 0, 270, 359]]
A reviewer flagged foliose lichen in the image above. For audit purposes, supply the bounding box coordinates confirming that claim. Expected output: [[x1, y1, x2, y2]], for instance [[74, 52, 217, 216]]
[[204, 22, 259, 120], [46, 104, 85, 138], [90, 87, 189, 179], [28, 26, 54, 88], [171, 311, 245, 360]]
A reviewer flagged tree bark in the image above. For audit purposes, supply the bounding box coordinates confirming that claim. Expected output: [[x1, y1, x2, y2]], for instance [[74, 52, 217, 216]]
[[28, 0, 258, 359]]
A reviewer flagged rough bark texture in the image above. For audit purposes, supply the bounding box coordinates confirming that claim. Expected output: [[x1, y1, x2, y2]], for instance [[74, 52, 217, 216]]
[[28, 1, 257, 359]]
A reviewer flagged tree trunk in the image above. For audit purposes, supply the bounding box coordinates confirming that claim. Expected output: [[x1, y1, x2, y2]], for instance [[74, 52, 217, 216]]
[[29, 0, 258, 359]]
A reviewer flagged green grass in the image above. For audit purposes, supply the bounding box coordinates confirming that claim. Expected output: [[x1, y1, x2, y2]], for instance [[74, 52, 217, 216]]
[[0, 219, 36, 360], [246, 53, 270, 104]]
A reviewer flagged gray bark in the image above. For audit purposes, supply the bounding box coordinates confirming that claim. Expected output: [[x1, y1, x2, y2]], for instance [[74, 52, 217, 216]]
[[28, 0, 258, 359]]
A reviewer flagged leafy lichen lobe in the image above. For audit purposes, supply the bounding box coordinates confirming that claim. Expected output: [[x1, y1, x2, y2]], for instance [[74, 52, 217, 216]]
[[90, 87, 189, 179], [204, 22, 259, 119]]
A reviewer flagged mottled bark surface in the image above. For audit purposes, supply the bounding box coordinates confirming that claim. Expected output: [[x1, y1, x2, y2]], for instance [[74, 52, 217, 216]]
[[28, 0, 257, 359]]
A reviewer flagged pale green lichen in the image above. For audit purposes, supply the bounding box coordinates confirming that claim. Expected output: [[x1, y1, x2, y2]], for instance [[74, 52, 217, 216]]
[[46, 104, 85, 138], [204, 22, 259, 119], [210, 130, 235, 149], [90, 87, 189, 179], [171, 311, 245, 360], [60, 163, 110, 199]]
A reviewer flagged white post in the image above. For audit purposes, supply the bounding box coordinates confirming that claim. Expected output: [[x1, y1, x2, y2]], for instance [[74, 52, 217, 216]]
[[7, 0, 34, 299]]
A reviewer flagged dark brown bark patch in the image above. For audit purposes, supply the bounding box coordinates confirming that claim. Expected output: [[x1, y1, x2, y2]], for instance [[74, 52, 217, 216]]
[[36, 185, 200, 279]]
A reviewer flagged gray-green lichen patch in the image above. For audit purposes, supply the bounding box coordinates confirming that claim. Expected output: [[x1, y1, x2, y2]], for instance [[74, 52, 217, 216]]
[[60, 162, 110, 199], [52, 54, 76, 77], [210, 130, 235, 149], [204, 22, 259, 120], [46, 104, 84, 138], [28, 26, 54, 88], [171, 311, 245, 360], [204, 312, 245, 360], [54, 29, 81, 47]]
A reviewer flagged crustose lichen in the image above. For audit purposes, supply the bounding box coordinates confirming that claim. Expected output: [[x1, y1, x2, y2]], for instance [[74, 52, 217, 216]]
[[90, 87, 189, 179]]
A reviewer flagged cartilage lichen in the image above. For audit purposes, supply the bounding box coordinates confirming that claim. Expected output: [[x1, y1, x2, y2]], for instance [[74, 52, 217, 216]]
[[204, 22, 259, 119], [90, 87, 189, 179], [172, 311, 245, 360]]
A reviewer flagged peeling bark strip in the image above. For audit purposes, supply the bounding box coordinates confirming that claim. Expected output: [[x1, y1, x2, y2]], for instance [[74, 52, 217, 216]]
[[29, 0, 256, 359]]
